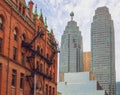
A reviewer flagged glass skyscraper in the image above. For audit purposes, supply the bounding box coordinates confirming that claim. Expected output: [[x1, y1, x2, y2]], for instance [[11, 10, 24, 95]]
[[59, 12, 84, 80], [91, 6, 116, 95], [116, 82, 120, 95]]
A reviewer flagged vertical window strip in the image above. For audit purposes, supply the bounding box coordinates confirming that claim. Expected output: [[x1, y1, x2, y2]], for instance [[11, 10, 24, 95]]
[[46, 84, 48, 95], [21, 53, 25, 65], [12, 69, 17, 87], [0, 16, 3, 30], [13, 47, 17, 60], [0, 38, 2, 53], [20, 73, 24, 89], [14, 28, 17, 41]]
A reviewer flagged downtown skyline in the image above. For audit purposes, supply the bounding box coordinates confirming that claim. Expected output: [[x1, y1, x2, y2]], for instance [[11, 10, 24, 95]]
[[26, 0, 120, 81]]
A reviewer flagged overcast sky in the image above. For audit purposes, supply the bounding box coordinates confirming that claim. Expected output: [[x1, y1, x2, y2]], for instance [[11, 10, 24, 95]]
[[26, 0, 120, 81]]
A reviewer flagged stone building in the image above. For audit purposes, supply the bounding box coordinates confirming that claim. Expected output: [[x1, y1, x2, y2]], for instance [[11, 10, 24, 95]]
[[0, 0, 58, 95], [58, 72, 108, 95]]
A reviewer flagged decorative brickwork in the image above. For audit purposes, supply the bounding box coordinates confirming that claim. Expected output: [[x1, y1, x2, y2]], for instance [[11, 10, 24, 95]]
[[0, 0, 58, 95]]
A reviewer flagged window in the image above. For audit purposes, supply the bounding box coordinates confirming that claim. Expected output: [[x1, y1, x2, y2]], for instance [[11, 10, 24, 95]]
[[46, 68, 48, 75], [38, 26, 40, 31], [14, 28, 18, 41], [49, 86, 51, 95], [37, 46, 40, 52], [0, 63, 2, 92], [40, 64, 42, 72], [46, 53, 49, 60], [52, 88, 55, 95], [41, 48, 43, 54], [22, 34, 25, 41], [13, 47, 17, 60], [23, 7, 25, 15], [36, 61, 39, 70], [0, 63, 1, 69], [19, 3, 22, 12], [0, 38, 2, 53], [53, 72, 55, 81], [47, 54, 49, 58], [46, 84, 48, 95], [20, 73, 24, 89], [0, 16, 3, 30], [12, 69, 17, 86], [50, 70, 52, 76], [21, 53, 25, 65]]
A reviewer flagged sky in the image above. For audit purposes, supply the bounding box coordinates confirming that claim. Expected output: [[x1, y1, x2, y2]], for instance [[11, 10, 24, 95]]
[[26, 0, 120, 81]]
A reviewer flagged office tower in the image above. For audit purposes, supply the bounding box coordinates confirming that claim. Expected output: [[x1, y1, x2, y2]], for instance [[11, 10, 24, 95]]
[[91, 6, 116, 95], [116, 82, 120, 95], [59, 12, 83, 79]]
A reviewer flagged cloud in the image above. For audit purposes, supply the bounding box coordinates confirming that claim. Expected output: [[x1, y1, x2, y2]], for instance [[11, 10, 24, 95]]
[[27, 0, 120, 81]]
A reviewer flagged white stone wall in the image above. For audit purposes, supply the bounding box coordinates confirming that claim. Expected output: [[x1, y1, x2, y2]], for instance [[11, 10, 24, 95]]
[[58, 72, 106, 95]]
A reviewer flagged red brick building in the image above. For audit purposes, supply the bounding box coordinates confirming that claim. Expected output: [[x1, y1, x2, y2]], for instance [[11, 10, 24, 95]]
[[0, 0, 58, 95]]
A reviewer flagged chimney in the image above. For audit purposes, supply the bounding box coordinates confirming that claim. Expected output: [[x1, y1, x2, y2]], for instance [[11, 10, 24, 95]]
[[28, 0, 34, 19]]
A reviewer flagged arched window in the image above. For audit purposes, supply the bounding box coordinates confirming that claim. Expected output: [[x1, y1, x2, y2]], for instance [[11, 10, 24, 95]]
[[0, 16, 3, 30], [22, 34, 26, 41], [47, 53, 49, 58], [41, 48, 43, 54], [37, 46, 40, 52], [14, 28, 18, 41]]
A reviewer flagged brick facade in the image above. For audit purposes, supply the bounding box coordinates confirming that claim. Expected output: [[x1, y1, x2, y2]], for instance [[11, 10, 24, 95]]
[[0, 0, 58, 95]]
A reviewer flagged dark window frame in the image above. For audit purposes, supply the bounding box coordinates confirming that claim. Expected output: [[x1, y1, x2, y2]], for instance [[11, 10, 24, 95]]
[[21, 53, 25, 65], [20, 73, 24, 89], [0, 38, 3, 53], [14, 28, 18, 41], [12, 69, 17, 87], [0, 63, 2, 94], [22, 34, 26, 41], [0, 63, 2, 69], [49, 86, 51, 95], [0, 16, 3, 30], [13, 47, 17, 60], [53, 88, 55, 95], [19, 2, 22, 12], [40, 64, 42, 72], [46, 84, 48, 95], [37, 46, 40, 52]]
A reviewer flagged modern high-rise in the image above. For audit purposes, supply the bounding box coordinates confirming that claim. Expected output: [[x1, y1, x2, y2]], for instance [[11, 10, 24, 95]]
[[91, 6, 116, 95], [116, 82, 120, 95], [59, 12, 83, 80]]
